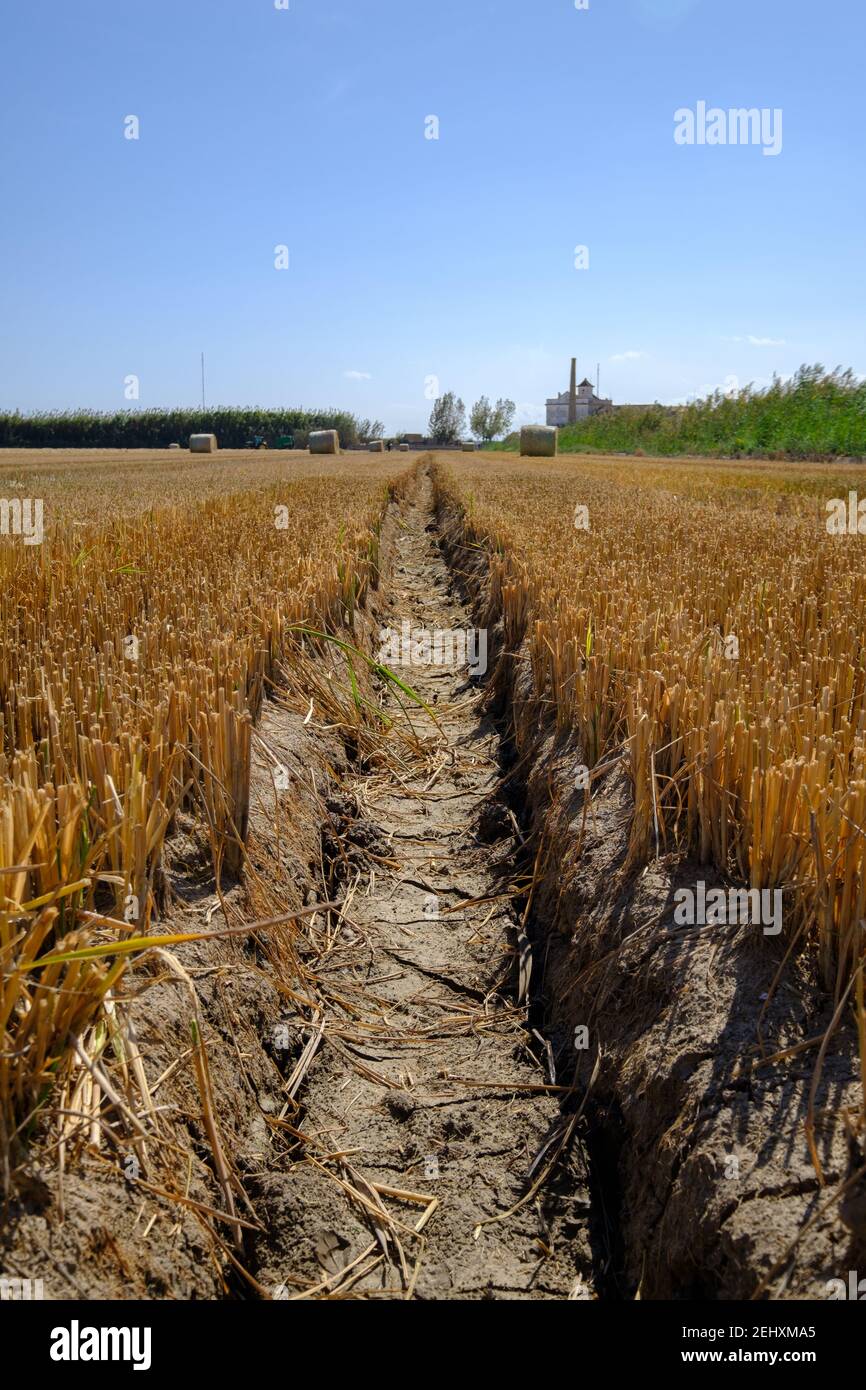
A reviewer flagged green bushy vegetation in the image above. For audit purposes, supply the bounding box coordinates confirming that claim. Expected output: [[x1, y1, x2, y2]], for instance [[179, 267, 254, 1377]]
[[488, 366, 866, 460], [0, 407, 383, 450]]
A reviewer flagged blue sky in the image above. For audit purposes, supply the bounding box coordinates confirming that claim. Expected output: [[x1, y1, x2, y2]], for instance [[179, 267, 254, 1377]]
[[1, 0, 863, 434]]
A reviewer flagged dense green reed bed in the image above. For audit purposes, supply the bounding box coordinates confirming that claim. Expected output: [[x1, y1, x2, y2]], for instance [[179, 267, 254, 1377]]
[[0, 406, 384, 450], [490, 366, 866, 460]]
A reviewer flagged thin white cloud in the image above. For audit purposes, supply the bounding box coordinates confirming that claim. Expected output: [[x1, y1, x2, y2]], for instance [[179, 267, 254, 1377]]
[[674, 370, 782, 405], [671, 373, 740, 404], [724, 335, 786, 347], [344, 369, 372, 380], [609, 350, 647, 362]]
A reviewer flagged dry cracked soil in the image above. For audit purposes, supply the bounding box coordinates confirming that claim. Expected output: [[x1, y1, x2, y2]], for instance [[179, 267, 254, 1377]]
[[252, 469, 595, 1299]]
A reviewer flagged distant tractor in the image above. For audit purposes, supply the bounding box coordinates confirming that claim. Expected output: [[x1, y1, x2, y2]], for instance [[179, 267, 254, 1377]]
[[241, 430, 296, 450]]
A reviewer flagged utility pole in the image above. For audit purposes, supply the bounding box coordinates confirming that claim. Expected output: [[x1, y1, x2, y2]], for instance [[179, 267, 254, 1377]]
[[568, 357, 577, 425]]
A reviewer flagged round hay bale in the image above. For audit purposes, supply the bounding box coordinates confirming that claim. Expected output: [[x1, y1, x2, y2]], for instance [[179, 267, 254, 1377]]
[[520, 425, 557, 457], [462, 442, 476, 452], [168, 443, 181, 450], [398, 443, 410, 452], [189, 433, 218, 453], [309, 430, 340, 454], [368, 440, 385, 452]]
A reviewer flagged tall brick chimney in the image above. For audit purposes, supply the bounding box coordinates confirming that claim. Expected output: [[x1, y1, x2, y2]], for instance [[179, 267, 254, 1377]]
[[568, 357, 577, 424]]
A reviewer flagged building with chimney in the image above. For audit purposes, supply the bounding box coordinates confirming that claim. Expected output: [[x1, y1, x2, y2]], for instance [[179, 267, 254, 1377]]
[[546, 359, 612, 426]]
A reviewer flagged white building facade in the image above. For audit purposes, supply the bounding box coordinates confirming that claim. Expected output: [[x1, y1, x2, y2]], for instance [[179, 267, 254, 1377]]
[[546, 378, 612, 426]]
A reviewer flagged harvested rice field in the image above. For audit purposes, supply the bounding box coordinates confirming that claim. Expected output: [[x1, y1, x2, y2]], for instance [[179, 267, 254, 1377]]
[[2, 447, 865, 1314]]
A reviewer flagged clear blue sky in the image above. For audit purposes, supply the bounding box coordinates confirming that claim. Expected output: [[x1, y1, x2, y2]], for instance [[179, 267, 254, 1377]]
[[1, 0, 863, 434]]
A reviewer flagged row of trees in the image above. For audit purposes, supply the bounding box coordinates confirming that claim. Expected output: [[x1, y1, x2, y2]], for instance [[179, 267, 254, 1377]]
[[428, 393, 515, 445]]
